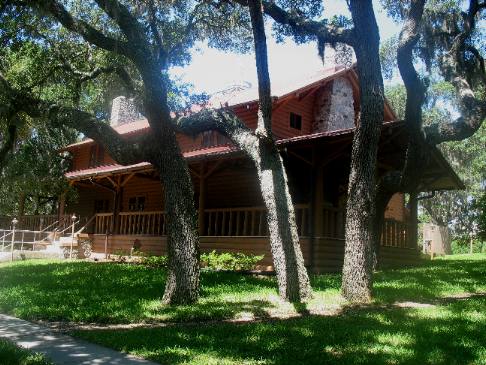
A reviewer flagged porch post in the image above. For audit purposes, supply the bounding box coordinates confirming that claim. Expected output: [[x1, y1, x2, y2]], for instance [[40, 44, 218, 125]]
[[408, 192, 418, 249], [112, 187, 123, 234], [309, 151, 324, 271], [198, 163, 206, 236], [313, 166, 325, 237]]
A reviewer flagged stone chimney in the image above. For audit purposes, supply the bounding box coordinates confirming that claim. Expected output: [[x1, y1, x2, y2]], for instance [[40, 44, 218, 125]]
[[110, 96, 139, 127], [313, 77, 355, 133]]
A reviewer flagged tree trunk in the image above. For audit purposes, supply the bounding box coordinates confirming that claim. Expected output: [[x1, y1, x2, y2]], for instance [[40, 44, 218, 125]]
[[342, 0, 384, 303], [247, 0, 311, 302], [256, 143, 312, 301], [18, 193, 26, 217], [150, 136, 200, 305]]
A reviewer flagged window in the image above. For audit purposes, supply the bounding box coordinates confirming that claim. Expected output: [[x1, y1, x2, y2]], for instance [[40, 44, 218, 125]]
[[128, 196, 146, 211], [89, 145, 105, 168], [94, 199, 110, 213], [290, 112, 302, 130]]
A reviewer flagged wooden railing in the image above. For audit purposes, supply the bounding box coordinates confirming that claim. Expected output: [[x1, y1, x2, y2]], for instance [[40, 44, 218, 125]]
[[118, 211, 166, 235], [322, 206, 345, 239], [204, 207, 267, 236], [0, 214, 71, 231], [204, 204, 310, 237], [94, 213, 113, 234], [381, 219, 408, 248], [91, 208, 409, 248]]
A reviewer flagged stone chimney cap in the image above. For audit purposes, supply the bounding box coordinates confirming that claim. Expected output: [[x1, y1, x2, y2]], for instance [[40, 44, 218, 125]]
[[110, 96, 139, 127]]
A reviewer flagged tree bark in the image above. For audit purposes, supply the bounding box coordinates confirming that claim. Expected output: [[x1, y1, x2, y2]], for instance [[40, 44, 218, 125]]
[[341, 0, 384, 303], [7, 0, 202, 305], [150, 136, 200, 305], [206, 0, 311, 302]]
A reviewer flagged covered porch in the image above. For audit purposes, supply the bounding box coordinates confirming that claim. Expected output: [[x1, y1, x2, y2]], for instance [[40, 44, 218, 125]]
[[61, 123, 434, 272]]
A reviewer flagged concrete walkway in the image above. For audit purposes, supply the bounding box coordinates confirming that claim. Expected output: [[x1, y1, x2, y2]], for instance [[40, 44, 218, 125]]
[[0, 314, 159, 365]]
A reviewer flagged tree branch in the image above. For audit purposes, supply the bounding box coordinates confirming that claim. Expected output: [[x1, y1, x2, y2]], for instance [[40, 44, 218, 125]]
[[425, 0, 486, 144], [174, 108, 260, 161], [260, 0, 354, 46], [93, 0, 153, 62], [25, 0, 131, 57], [0, 72, 145, 165]]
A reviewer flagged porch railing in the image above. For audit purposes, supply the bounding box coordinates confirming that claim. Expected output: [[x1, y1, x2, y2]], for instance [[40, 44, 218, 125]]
[[0, 215, 71, 232], [119, 211, 166, 236], [381, 219, 408, 248], [322, 206, 345, 239], [94, 204, 312, 237], [204, 207, 267, 236], [91, 208, 410, 248]]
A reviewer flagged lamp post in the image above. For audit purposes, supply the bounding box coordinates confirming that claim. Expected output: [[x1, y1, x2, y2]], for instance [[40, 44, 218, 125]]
[[70, 214, 77, 259], [11, 218, 18, 262]]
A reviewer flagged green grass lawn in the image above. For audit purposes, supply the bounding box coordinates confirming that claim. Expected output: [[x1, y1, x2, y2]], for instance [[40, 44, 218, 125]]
[[0, 338, 53, 365], [0, 254, 485, 364]]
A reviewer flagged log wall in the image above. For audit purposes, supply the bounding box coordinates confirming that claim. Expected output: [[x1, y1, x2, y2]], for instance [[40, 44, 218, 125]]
[[89, 234, 420, 273]]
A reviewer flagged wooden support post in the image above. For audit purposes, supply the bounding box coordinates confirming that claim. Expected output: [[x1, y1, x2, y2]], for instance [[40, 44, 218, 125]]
[[113, 188, 123, 234], [308, 150, 325, 271], [408, 192, 418, 250], [198, 163, 206, 236], [313, 166, 325, 237]]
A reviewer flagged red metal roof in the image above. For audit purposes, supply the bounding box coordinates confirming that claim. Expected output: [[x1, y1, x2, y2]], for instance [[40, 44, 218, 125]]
[[66, 145, 239, 180], [65, 122, 398, 181]]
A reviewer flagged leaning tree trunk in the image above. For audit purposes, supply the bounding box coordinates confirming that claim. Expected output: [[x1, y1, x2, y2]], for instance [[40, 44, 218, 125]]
[[255, 142, 312, 301], [248, 0, 311, 302], [148, 133, 200, 305], [342, 0, 384, 303]]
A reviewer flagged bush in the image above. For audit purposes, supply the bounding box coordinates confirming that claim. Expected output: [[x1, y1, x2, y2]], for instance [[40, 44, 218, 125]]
[[140, 255, 168, 268], [451, 239, 486, 254], [137, 251, 264, 271], [200, 250, 264, 271]]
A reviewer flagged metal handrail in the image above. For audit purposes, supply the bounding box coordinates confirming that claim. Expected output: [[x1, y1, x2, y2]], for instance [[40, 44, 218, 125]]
[[76, 214, 96, 235]]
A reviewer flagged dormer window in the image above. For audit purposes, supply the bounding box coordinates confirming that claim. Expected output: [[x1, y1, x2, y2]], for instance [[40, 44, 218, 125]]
[[290, 112, 302, 130]]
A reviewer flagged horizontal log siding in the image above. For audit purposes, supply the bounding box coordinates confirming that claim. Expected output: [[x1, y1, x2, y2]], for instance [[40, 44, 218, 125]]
[[272, 96, 315, 138], [121, 175, 163, 212], [206, 167, 263, 208], [89, 233, 420, 272], [90, 234, 310, 270]]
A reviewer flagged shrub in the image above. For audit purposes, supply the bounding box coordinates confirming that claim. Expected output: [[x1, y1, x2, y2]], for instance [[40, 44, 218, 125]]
[[200, 250, 264, 271], [451, 239, 486, 254], [140, 255, 168, 268]]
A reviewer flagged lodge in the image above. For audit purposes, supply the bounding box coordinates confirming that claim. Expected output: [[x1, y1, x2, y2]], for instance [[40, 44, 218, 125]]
[[6, 65, 463, 271]]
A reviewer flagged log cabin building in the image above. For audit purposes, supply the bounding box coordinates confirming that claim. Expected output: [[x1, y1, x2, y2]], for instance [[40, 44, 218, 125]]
[[58, 65, 463, 272]]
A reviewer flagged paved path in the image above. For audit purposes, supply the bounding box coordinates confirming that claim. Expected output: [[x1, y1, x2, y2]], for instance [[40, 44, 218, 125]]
[[0, 314, 159, 365]]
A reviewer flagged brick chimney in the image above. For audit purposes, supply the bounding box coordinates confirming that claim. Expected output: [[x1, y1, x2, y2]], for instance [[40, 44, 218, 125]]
[[110, 96, 139, 127]]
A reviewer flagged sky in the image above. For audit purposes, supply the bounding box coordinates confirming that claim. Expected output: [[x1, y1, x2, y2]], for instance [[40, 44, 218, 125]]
[[171, 0, 402, 95]]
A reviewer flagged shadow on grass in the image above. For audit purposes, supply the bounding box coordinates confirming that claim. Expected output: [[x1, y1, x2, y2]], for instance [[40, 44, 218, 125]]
[[373, 257, 486, 304], [0, 255, 485, 327], [0, 261, 278, 324], [75, 296, 486, 365]]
